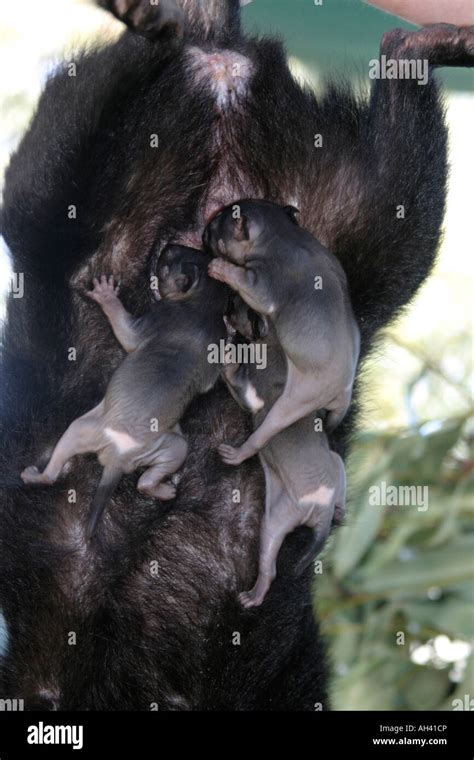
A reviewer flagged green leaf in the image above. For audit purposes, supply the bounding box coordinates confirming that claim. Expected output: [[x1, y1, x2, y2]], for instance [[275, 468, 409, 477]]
[[349, 537, 474, 595], [400, 599, 474, 638], [331, 495, 386, 579]]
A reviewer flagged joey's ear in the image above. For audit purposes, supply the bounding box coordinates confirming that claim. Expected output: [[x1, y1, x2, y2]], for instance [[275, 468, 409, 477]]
[[177, 263, 200, 293], [234, 214, 250, 241], [284, 205, 300, 225]]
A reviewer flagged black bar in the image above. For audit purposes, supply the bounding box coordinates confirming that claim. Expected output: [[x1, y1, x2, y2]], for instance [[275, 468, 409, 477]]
[[0, 710, 471, 758]]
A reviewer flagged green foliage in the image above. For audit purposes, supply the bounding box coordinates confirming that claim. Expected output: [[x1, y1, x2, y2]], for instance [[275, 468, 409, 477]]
[[316, 415, 474, 710]]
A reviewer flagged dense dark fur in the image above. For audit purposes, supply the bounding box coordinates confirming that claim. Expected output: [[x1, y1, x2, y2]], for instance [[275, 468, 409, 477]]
[[0, 0, 462, 710]]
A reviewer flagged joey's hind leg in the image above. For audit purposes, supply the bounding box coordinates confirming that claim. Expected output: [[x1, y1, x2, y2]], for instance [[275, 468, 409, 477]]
[[240, 492, 296, 609], [219, 392, 316, 465], [137, 433, 187, 499], [21, 405, 104, 485], [99, 0, 184, 40]]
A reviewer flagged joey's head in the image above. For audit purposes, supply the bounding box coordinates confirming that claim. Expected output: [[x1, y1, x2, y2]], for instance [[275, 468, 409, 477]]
[[227, 294, 268, 341], [203, 200, 300, 264], [157, 245, 212, 301]]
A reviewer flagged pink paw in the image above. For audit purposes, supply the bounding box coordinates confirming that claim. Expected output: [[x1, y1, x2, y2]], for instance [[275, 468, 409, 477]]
[[208, 258, 232, 283], [20, 466, 52, 485], [86, 274, 120, 305], [238, 589, 264, 608], [218, 443, 246, 466]]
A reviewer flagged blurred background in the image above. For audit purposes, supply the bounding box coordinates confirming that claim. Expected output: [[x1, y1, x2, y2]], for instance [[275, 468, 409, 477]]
[[0, 0, 472, 711]]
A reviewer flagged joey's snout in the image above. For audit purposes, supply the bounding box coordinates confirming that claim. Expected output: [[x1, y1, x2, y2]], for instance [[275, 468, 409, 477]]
[[157, 243, 212, 300], [203, 206, 250, 264]]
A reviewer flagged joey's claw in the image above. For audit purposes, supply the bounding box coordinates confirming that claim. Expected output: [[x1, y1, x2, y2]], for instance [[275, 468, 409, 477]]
[[154, 482, 177, 501], [239, 590, 263, 609], [87, 274, 120, 302]]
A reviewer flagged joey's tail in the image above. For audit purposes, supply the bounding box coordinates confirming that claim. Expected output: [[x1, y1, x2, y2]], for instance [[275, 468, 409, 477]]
[[86, 466, 123, 541], [294, 525, 330, 577], [294, 497, 340, 576]]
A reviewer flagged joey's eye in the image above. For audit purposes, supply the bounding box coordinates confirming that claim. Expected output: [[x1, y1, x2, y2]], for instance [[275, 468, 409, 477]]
[[284, 205, 300, 225], [234, 215, 250, 241]]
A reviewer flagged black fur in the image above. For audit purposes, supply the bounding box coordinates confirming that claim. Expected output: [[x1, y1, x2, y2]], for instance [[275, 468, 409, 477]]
[[0, 2, 461, 710]]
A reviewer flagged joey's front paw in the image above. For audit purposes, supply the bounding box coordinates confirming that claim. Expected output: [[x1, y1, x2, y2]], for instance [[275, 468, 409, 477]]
[[86, 275, 120, 306], [208, 258, 235, 284], [106, 0, 184, 40], [218, 443, 253, 466]]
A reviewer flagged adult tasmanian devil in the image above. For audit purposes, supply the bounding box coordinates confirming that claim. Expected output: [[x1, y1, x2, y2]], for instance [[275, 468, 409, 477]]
[[0, 0, 472, 710]]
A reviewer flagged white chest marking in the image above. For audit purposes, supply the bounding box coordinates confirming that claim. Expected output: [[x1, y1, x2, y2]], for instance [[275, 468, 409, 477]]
[[244, 383, 265, 412], [104, 428, 141, 454], [299, 486, 335, 507]]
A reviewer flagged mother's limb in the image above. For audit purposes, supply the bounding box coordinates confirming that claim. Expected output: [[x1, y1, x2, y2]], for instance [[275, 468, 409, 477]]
[[97, 0, 184, 40], [239, 478, 296, 608], [97, 0, 242, 40], [311, 25, 472, 358]]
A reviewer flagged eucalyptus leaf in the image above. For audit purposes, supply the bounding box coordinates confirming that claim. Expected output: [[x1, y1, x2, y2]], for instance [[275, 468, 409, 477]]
[[349, 538, 474, 595], [400, 599, 474, 638]]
